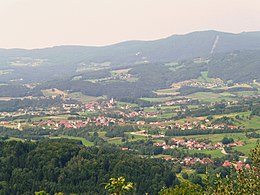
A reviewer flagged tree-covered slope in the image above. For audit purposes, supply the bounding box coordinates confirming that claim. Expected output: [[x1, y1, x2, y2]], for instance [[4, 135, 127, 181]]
[[208, 50, 260, 82], [0, 140, 179, 195]]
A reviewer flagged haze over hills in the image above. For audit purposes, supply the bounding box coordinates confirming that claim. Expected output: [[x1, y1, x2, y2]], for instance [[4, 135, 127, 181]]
[[0, 30, 260, 82], [0, 30, 260, 99]]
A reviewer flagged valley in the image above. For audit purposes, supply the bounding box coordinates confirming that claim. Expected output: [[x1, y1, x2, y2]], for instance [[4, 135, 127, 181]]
[[0, 30, 259, 194]]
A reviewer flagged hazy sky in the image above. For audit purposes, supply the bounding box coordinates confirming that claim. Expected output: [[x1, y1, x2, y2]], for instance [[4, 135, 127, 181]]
[[1, 0, 260, 49]]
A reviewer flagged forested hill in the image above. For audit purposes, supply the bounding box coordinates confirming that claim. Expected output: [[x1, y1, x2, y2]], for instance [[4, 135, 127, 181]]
[[208, 49, 260, 82], [1, 30, 260, 82], [0, 140, 179, 194]]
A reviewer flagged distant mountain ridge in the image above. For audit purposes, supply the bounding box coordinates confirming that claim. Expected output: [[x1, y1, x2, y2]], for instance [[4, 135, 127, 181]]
[[0, 30, 260, 82]]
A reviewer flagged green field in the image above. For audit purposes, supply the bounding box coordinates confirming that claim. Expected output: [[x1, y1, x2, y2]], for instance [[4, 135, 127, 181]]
[[67, 92, 104, 103], [233, 91, 258, 96], [155, 88, 179, 95], [41, 88, 67, 97], [196, 71, 215, 83], [211, 112, 260, 129], [0, 69, 14, 75], [157, 112, 177, 119], [140, 97, 173, 102], [97, 131, 147, 145], [31, 115, 72, 122], [117, 101, 138, 107], [240, 116, 260, 129], [50, 135, 94, 146], [76, 62, 111, 72], [164, 62, 179, 67], [187, 92, 235, 102], [173, 132, 258, 157], [144, 107, 157, 112], [187, 148, 224, 158]]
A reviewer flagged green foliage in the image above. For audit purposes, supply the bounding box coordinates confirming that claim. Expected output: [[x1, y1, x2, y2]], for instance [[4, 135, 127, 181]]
[[158, 181, 202, 195], [104, 176, 134, 195], [251, 105, 260, 116], [221, 137, 234, 144], [0, 140, 179, 194], [160, 144, 260, 195], [205, 143, 260, 195], [35, 191, 49, 195]]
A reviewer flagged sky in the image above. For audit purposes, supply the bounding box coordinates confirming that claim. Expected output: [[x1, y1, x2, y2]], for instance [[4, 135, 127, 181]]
[[1, 0, 260, 49]]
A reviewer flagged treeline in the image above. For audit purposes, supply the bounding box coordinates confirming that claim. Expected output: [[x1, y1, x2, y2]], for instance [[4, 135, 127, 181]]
[[177, 101, 259, 119], [0, 140, 179, 194], [0, 96, 79, 112], [0, 126, 51, 140], [105, 125, 137, 138], [246, 132, 260, 138], [0, 84, 42, 97], [251, 104, 260, 116], [177, 85, 257, 96], [118, 97, 154, 107], [0, 124, 138, 144], [165, 128, 248, 136]]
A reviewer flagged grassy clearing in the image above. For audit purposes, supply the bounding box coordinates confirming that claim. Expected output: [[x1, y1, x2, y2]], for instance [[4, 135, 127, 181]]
[[100, 132, 148, 145], [236, 141, 258, 156], [188, 149, 224, 158], [212, 111, 251, 119], [233, 91, 258, 96], [157, 113, 177, 119], [210, 112, 259, 129], [50, 136, 94, 146], [31, 115, 72, 122], [164, 62, 179, 67], [140, 97, 173, 102], [175, 132, 248, 144], [155, 88, 179, 95], [164, 62, 185, 71], [144, 107, 157, 112], [67, 92, 104, 103], [161, 105, 180, 110], [42, 88, 67, 97], [117, 101, 138, 107], [76, 62, 111, 72], [187, 92, 235, 103], [6, 137, 25, 142], [125, 77, 138, 82], [196, 71, 215, 83], [0, 69, 14, 75], [187, 105, 199, 109], [240, 116, 260, 129]]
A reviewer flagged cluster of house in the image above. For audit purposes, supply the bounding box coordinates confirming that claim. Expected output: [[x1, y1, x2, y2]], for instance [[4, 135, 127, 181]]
[[222, 160, 251, 171], [182, 157, 213, 165], [94, 73, 133, 83], [62, 103, 81, 111], [165, 99, 191, 106], [84, 99, 116, 112], [174, 78, 225, 88], [31, 116, 125, 129], [112, 73, 132, 80], [119, 111, 157, 118], [154, 138, 244, 151], [168, 121, 238, 131], [163, 156, 213, 165]]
